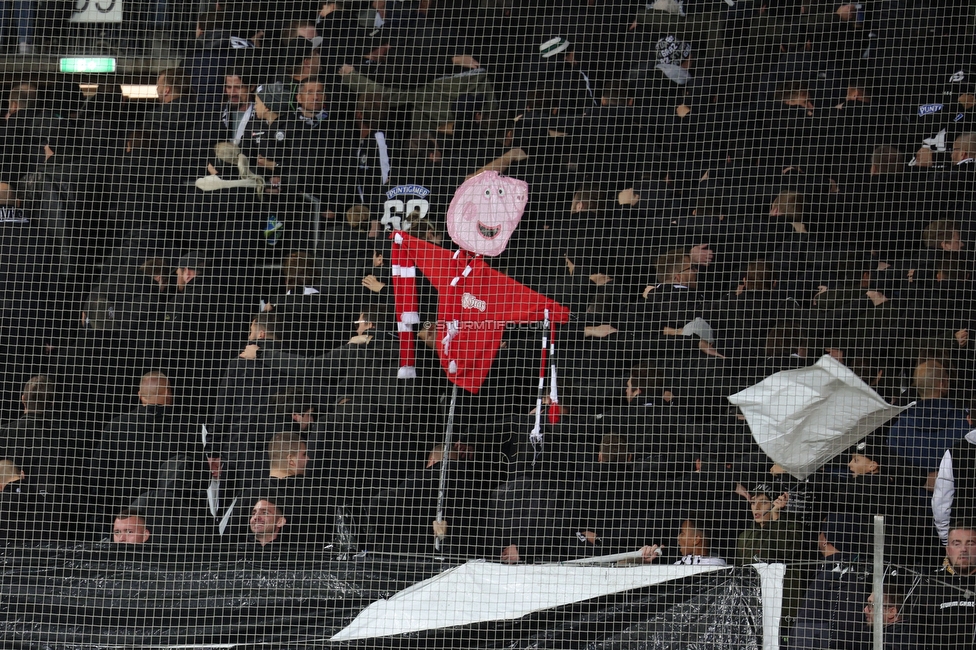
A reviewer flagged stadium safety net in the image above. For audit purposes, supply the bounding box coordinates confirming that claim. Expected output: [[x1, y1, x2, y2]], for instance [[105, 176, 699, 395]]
[[0, 1, 975, 648]]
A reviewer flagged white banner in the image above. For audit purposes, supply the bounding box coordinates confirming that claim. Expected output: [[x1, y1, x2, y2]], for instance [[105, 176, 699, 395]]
[[70, 0, 123, 24]]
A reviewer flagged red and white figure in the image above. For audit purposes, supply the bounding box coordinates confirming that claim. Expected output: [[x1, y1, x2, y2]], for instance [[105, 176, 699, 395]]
[[391, 171, 569, 394]]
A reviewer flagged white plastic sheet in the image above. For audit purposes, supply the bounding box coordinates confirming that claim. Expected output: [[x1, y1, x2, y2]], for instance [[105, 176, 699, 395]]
[[330, 560, 729, 641], [728, 355, 910, 480]]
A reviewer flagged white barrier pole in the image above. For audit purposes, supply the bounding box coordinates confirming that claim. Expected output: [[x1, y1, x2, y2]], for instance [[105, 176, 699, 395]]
[[873, 515, 884, 650]]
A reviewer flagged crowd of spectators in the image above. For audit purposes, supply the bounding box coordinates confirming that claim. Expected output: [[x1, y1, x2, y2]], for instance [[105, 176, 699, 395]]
[[2, 0, 976, 646]]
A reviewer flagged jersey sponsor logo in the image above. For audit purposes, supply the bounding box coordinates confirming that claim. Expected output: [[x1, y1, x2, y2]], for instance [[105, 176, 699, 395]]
[[230, 36, 255, 49], [0, 206, 27, 223], [461, 292, 487, 312], [950, 70, 966, 83], [919, 103, 944, 116], [940, 601, 976, 609]]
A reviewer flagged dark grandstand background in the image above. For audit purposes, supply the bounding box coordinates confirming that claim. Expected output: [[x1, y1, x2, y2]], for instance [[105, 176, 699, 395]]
[[0, 1, 975, 648]]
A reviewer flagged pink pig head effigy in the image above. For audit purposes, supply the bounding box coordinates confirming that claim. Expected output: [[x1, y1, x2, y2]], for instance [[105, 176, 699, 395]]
[[446, 171, 528, 257]]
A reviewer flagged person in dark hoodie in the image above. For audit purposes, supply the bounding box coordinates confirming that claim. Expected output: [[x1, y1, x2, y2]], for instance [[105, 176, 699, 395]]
[[859, 571, 921, 650], [886, 359, 970, 488], [207, 312, 306, 490], [222, 388, 316, 498], [0, 458, 68, 544], [0, 375, 64, 483], [787, 513, 872, 650], [187, 10, 236, 108], [159, 251, 248, 417], [821, 437, 938, 568], [0, 82, 59, 184]]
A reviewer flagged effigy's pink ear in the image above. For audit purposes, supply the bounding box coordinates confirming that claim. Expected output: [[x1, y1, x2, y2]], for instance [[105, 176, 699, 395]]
[[445, 171, 528, 257]]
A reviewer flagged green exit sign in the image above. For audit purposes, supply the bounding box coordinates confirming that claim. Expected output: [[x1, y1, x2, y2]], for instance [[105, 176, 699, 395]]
[[59, 57, 116, 73]]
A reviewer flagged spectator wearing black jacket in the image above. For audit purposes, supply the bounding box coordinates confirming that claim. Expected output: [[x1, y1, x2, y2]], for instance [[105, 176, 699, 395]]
[[187, 10, 237, 108], [860, 577, 922, 650], [263, 251, 341, 356], [94, 371, 195, 525], [291, 76, 356, 223], [0, 458, 67, 544], [300, 303, 400, 411], [916, 524, 976, 650], [629, 249, 714, 361], [0, 375, 65, 482], [208, 312, 305, 488], [217, 67, 256, 147], [140, 68, 215, 201], [159, 252, 248, 415], [559, 433, 656, 559], [366, 442, 492, 558]]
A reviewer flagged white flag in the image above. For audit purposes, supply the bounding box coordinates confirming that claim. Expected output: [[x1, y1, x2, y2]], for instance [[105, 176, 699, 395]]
[[728, 355, 911, 480]]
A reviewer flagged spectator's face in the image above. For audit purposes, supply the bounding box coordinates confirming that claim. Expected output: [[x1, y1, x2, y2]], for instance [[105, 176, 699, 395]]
[[297, 82, 326, 114], [292, 444, 310, 473], [295, 25, 318, 41], [155, 74, 172, 104], [947, 529, 976, 574], [250, 500, 284, 537], [625, 378, 641, 403], [848, 454, 879, 476], [750, 495, 773, 526], [943, 231, 963, 252], [952, 145, 971, 164], [864, 593, 900, 626], [677, 521, 701, 556], [356, 313, 374, 337], [113, 516, 150, 544], [293, 409, 315, 431], [253, 95, 271, 121], [224, 76, 251, 110], [175, 267, 192, 290]]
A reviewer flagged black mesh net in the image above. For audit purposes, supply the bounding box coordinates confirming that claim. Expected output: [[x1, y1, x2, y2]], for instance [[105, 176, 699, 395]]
[[1, 1, 976, 648]]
